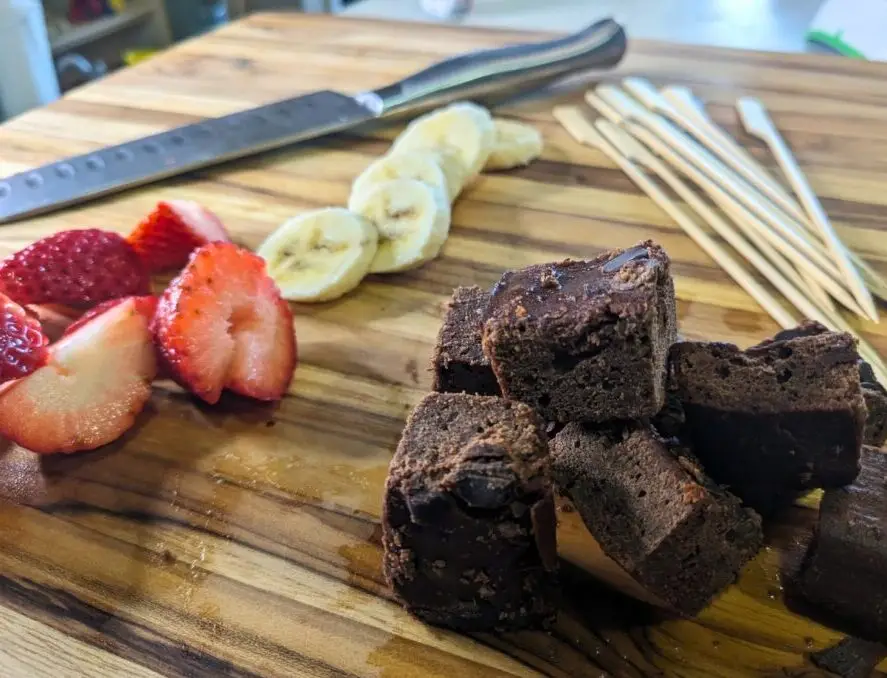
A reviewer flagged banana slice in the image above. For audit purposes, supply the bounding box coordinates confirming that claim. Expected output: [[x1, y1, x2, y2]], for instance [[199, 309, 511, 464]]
[[350, 178, 451, 274], [350, 150, 456, 208], [484, 119, 544, 170], [257, 207, 378, 303], [392, 102, 495, 179]]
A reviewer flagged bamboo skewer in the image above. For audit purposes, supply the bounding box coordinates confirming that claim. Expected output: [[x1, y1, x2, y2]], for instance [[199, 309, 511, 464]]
[[596, 119, 829, 331], [623, 78, 810, 225], [592, 85, 865, 315], [737, 97, 878, 323], [660, 85, 887, 303], [715, 194, 837, 314], [623, 120, 870, 319], [584, 90, 871, 320], [552, 105, 797, 329]]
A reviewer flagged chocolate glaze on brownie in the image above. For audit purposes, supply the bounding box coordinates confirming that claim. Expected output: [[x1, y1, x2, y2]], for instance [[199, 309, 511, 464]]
[[670, 328, 865, 515], [551, 421, 762, 615], [432, 286, 500, 396], [790, 446, 887, 641], [382, 393, 557, 631], [482, 240, 677, 423]]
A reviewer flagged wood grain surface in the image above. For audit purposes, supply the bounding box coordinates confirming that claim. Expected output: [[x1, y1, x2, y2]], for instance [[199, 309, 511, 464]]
[[1, 13, 886, 678]]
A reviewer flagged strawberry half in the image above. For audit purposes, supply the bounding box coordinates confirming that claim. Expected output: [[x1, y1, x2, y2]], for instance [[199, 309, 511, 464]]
[[62, 295, 158, 338], [128, 200, 231, 272], [0, 297, 157, 454], [152, 242, 296, 404], [0, 229, 151, 307], [0, 293, 49, 384]]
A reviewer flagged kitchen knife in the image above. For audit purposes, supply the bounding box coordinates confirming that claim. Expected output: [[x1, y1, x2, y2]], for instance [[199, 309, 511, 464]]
[[0, 18, 627, 224]]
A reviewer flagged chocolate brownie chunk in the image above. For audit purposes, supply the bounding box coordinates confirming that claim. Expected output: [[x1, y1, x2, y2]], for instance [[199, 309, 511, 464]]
[[382, 393, 557, 631], [771, 321, 887, 448], [482, 241, 677, 423], [670, 330, 865, 516], [551, 422, 762, 615], [860, 361, 887, 447], [432, 286, 500, 396], [791, 446, 887, 641]]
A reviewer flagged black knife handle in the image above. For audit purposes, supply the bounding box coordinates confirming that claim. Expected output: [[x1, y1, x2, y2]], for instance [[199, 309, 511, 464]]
[[365, 18, 627, 115]]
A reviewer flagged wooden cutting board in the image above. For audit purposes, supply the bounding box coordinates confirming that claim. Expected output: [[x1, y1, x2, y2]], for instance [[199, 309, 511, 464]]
[[1, 12, 886, 678]]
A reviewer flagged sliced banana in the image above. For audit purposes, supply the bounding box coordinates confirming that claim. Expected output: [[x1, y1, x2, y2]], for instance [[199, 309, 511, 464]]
[[350, 150, 455, 208], [350, 178, 451, 274], [392, 102, 495, 179], [257, 207, 378, 303], [484, 118, 544, 171]]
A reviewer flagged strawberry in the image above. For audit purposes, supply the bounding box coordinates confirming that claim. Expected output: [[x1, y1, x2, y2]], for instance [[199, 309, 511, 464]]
[[128, 200, 231, 272], [152, 242, 296, 404], [0, 297, 157, 454], [0, 229, 151, 307], [0, 293, 49, 384], [62, 295, 158, 338]]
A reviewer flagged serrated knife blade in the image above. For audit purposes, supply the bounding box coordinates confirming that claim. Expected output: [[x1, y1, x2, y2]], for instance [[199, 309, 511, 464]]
[[0, 18, 627, 225]]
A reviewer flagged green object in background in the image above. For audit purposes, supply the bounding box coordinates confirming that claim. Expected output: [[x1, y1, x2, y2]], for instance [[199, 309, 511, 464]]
[[164, 0, 229, 41], [806, 0, 887, 61]]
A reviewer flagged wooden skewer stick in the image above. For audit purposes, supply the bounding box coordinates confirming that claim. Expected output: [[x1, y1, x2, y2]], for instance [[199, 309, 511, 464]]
[[552, 105, 797, 329], [596, 119, 830, 330], [624, 78, 810, 225], [737, 97, 878, 323], [593, 85, 862, 313], [585, 90, 870, 320], [663, 85, 887, 304], [716, 195, 837, 314], [622, 119, 870, 319]]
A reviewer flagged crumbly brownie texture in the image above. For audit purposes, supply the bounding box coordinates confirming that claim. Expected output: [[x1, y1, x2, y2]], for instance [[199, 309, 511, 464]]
[[382, 392, 557, 631], [792, 446, 887, 641], [482, 241, 677, 423], [432, 286, 500, 396], [669, 330, 865, 515], [771, 321, 887, 447], [550, 421, 762, 615], [860, 361, 887, 447]]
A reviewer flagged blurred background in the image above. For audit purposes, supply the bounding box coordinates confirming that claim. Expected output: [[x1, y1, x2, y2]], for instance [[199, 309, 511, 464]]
[[0, 0, 871, 121]]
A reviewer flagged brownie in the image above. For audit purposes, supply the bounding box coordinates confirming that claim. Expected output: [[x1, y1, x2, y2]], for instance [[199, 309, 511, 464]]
[[860, 361, 887, 447], [669, 329, 865, 516], [482, 241, 677, 423], [772, 321, 886, 446], [550, 421, 762, 615], [432, 286, 500, 396], [792, 446, 887, 641], [382, 392, 557, 631]]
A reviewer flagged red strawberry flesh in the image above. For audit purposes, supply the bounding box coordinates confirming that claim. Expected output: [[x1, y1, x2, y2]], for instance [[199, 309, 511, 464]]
[[152, 242, 295, 404], [63, 295, 158, 338], [0, 297, 157, 454], [0, 229, 151, 307], [0, 293, 49, 384], [128, 200, 231, 272]]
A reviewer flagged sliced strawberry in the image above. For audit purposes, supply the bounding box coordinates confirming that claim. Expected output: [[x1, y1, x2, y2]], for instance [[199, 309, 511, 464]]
[[0, 293, 49, 384], [152, 242, 296, 404], [0, 229, 151, 307], [0, 298, 157, 454], [62, 295, 158, 338], [128, 200, 231, 272]]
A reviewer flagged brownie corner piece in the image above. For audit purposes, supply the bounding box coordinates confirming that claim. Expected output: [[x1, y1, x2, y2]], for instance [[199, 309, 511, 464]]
[[482, 240, 677, 423], [669, 329, 865, 515], [792, 446, 887, 640], [550, 421, 762, 615], [431, 286, 500, 396], [860, 361, 887, 447], [382, 392, 557, 631]]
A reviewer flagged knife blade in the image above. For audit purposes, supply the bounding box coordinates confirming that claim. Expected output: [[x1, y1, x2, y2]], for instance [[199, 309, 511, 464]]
[[0, 18, 627, 224]]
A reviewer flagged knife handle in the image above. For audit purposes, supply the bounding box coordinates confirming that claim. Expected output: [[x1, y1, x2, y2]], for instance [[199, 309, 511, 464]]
[[364, 18, 627, 115]]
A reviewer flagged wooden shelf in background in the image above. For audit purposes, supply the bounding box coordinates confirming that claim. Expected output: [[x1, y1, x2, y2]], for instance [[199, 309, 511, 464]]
[[50, 4, 155, 55]]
